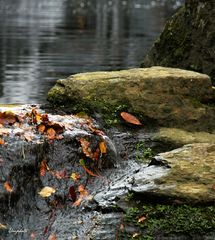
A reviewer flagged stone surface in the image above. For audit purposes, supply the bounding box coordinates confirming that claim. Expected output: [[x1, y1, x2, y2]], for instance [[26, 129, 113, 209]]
[[47, 67, 215, 131], [153, 128, 215, 147], [141, 1, 215, 86], [150, 143, 215, 203]]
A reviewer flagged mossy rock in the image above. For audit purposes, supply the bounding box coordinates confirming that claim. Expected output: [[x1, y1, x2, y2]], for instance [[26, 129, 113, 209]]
[[141, 1, 215, 86], [48, 67, 215, 131]]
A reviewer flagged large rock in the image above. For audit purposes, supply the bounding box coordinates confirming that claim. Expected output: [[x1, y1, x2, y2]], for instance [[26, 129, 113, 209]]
[[47, 67, 215, 131], [150, 143, 215, 203], [141, 0, 215, 85]]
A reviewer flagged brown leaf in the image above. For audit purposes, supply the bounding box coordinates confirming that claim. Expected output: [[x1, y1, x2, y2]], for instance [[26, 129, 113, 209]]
[[47, 122, 64, 134], [41, 114, 49, 123], [73, 185, 88, 206], [51, 170, 67, 179], [99, 141, 107, 154], [79, 138, 93, 159], [4, 181, 13, 192], [48, 233, 57, 240], [120, 112, 142, 125], [138, 215, 146, 223], [69, 186, 77, 202], [40, 160, 47, 177], [24, 132, 34, 142], [0, 111, 17, 125], [38, 124, 46, 134], [47, 128, 56, 140], [0, 223, 7, 229]]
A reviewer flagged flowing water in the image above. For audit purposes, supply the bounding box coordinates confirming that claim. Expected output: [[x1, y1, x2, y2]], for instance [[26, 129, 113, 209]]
[[0, 0, 184, 104]]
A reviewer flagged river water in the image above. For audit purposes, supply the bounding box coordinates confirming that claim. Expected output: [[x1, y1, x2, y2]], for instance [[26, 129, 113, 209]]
[[0, 0, 183, 104]]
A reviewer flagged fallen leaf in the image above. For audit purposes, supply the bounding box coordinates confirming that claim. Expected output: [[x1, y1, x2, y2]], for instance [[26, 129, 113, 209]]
[[47, 122, 64, 134], [38, 186, 56, 198], [73, 185, 88, 206], [24, 132, 34, 142], [38, 124, 46, 134], [41, 114, 49, 123], [40, 160, 47, 177], [80, 159, 99, 177], [99, 141, 107, 154], [138, 215, 146, 223], [48, 233, 57, 240], [47, 128, 56, 140], [4, 181, 13, 192], [70, 172, 81, 182], [51, 170, 67, 179], [69, 186, 77, 202], [0, 223, 7, 229], [0, 111, 17, 125], [120, 112, 142, 125], [132, 233, 140, 238], [79, 138, 93, 159], [0, 138, 5, 145]]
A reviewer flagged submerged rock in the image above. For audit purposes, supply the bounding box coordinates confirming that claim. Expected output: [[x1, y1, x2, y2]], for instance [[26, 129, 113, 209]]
[[48, 67, 215, 131]]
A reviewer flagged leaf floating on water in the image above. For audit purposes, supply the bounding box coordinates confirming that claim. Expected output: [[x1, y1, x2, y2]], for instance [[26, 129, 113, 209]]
[[99, 141, 107, 154], [120, 112, 142, 125], [4, 181, 13, 193], [38, 186, 56, 198]]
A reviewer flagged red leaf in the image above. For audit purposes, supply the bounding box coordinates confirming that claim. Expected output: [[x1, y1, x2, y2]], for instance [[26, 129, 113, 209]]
[[69, 186, 77, 202], [120, 112, 142, 125], [40, 160, 47, 177]]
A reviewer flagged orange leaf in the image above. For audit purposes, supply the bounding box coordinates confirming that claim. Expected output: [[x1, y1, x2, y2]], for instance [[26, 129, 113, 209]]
[[73, 185, 88, 206], [38, 124, 46, 134], [120, 112, 142, 125], [138, 216, 146, 223], [47, 128, 56, 140], [99, 141, 107, 154], [48, 233, 57, 240], [82, 165, 98, 177], [40, 160, 47, 177], [79, 138, 93, 159], [4, 181, 13, 192], [0, 138, 5, 145]]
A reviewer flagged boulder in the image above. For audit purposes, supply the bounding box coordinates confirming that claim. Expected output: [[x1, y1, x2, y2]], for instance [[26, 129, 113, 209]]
[[47, 67, 215, 131], [141, 0, 215, 86], [153, 128, 215, 147], [149, 143, 215, 203]]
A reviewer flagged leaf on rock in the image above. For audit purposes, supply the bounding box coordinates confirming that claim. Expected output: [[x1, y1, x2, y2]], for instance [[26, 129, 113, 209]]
[[47, 122, 64, 134], [51, 170, 67, 179], [4, 181, 13, 192], [70, 172, 81, 182], [41, 114, 49, 123], [24, 132, 35, 142], [69, 186, 77, 202], [0, 223, 7, 229], [120, 112, 142, 125], [0, 111, 17, 125], [79, 159, 99, 177], [99, 141, 107, 154], [40, 160, 47, 177], [38, 124, 46, 134], [79, 138, 93, 159], [47, 128, 56, 140], [138, 215, 146, 223], [38, 186, 56, 198], [73, 185, 88, 206], [0, 138, 5, 145], [48, 233, 57, 240]]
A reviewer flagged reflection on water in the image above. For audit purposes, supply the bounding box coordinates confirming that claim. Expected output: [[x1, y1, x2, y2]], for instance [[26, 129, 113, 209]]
[[0, 0, 184, 103]]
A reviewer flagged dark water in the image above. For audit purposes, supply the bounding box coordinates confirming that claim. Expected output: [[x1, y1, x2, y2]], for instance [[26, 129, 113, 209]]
[[0, 0, 183, 104]]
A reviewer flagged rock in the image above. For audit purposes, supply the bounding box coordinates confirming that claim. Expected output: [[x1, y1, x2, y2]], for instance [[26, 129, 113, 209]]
[[47, 67, 215, 131], [145, 143, 215, 203], [153, 128, 215, 147], [141, 1, 215, 86]]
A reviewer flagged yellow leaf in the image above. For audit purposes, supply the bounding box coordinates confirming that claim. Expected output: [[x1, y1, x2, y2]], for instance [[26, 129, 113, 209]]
[[70, 172, 81, 182], [38, 186, 56, 198], [99, 141, 107, 154], [0, 223, 7, 229]]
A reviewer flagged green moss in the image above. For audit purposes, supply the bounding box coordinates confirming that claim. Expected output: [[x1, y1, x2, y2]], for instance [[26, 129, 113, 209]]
[[122, 202, 215, 239]]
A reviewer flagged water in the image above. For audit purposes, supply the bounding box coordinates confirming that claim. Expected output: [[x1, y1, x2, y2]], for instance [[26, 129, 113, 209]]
[[0, 0, 184, 104]]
